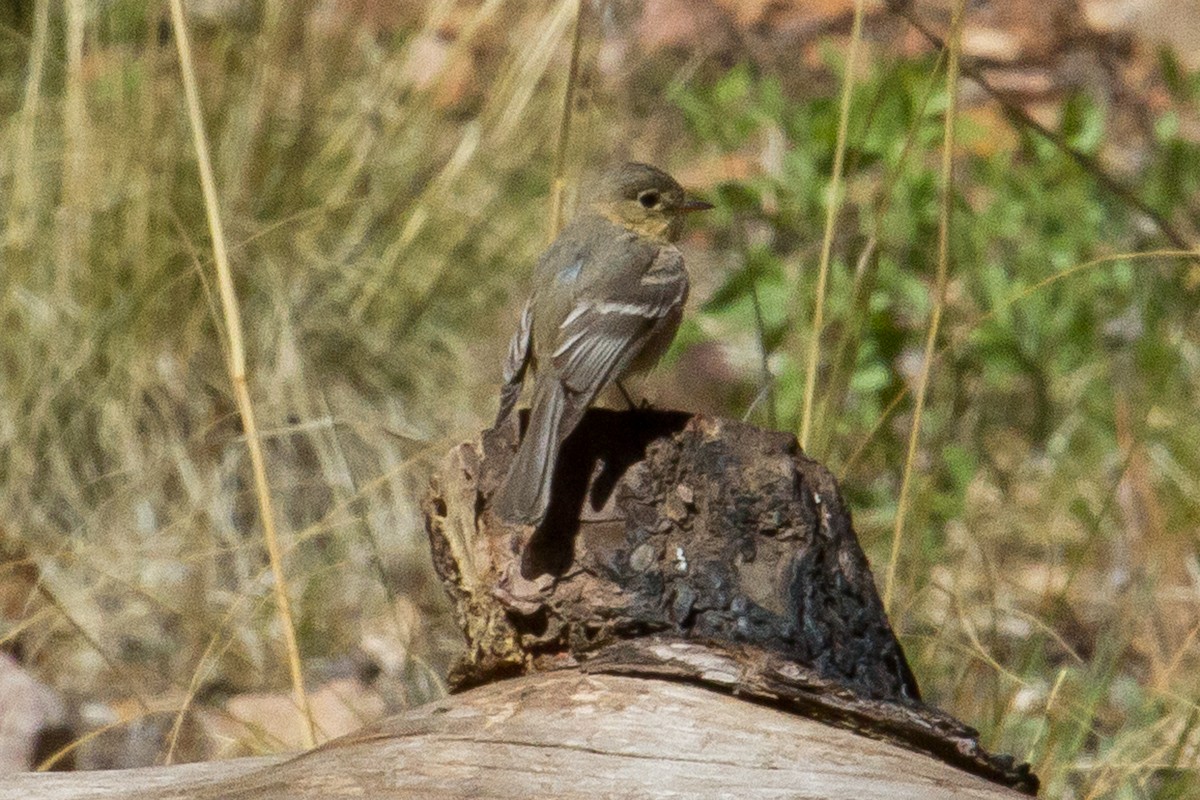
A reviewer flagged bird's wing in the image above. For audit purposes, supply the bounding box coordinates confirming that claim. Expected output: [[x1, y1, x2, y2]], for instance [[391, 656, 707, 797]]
[[495, 296, 534, 427], [550, 247, 688, 399]]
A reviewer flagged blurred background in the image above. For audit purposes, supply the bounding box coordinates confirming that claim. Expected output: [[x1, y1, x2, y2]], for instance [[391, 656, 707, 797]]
[[1, 0, 1199, 795]]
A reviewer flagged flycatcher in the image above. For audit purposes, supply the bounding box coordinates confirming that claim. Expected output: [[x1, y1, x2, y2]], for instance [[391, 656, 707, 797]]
[[493, 162, 712, 525]]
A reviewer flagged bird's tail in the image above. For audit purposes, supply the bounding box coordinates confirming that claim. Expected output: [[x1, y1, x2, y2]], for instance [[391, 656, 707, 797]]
[[492, 377, 568, 525]]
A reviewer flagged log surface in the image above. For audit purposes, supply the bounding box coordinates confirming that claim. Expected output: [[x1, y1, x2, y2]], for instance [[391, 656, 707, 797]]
[[0, 412, 1039, 798], [0, 672, 1028, 800], [425, 410, 1035, 792]]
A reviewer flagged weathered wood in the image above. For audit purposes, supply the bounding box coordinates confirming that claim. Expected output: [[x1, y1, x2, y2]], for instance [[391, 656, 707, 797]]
[[423, 410, 1037, 793], [0, 672, 1028, 800], [0, 410, 1039, 798], [428, 410, 919, 700], [0, 757, 284, 800]]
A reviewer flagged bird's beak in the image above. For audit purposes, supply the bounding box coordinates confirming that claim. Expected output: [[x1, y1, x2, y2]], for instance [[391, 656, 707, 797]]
[[678, 198, 715, 214]]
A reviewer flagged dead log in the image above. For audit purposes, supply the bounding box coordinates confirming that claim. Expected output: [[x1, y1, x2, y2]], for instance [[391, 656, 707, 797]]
[[0, 410, 1038, 799], [0, 671, 1026, 800], [426, 409, 1036, 794]]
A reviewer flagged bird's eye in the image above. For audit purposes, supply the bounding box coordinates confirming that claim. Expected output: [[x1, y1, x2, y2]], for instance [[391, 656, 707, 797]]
[[637, 190, 661, 209]]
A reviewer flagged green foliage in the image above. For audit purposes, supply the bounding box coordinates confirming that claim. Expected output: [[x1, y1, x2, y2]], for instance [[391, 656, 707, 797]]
[[672, 50, 1200, 798], [3, 2, 1199, 793], [673, 51, 1198, 482]]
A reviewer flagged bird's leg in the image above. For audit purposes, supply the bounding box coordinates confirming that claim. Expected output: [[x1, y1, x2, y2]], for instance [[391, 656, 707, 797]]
[[615, 380, 654, 411], [615, 380, 637, 410]]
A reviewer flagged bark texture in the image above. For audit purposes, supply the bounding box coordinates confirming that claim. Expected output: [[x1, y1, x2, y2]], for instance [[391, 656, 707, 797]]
[[424, 409, 1037, 794], [1, 410, 1040, 799], [0, 672, 1030, 800]]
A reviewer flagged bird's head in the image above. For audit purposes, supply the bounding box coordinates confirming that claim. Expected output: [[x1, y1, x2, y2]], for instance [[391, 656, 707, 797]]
[[588, 162, 713, 243]]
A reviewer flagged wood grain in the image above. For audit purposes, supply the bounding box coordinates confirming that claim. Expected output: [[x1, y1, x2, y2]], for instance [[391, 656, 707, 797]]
[[0, 672, 1029, 800]]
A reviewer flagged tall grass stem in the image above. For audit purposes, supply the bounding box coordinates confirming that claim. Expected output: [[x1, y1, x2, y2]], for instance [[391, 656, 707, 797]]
[[839, 248, 1197, 478], [882, 0, 966, 614], [549, 0, 585, 239], [8, 0, 49, 244], [798, 0, 865, 451], [167, 0, 317, 748]]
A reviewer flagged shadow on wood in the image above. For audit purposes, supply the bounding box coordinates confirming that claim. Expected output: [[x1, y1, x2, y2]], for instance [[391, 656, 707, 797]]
[[427, 409, 1036, 793], [0, 410, 1038, 799], [435, 409, 924, 702]]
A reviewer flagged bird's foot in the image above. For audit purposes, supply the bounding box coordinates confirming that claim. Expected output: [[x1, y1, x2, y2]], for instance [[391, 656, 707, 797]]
[[615, 380, 655, 412]]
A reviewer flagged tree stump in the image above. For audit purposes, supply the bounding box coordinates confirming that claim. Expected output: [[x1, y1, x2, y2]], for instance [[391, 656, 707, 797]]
[[0, 409, 1038, 799], [424, 409, 1037, 795]]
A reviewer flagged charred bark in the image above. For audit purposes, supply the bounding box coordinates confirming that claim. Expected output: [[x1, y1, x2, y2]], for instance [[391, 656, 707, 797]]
[[2, 409, 1039, 799], [424, 409, 1037, 795]]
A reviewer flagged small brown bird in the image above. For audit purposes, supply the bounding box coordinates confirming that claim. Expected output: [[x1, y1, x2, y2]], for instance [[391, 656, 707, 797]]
[[493, 162, 712, 525]]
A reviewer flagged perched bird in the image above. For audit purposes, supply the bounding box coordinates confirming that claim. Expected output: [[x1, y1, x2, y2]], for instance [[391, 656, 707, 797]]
[[493, 162, 712, 525]]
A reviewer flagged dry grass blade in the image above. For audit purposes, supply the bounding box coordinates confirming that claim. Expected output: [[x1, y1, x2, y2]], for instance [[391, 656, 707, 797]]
[[35, 582, 152, 719], [35, 718, 130, 772], [1024, 668, 1069, 764], [749, 284, 776, 428], [882, 0, 966, 614], [491, 0, 578, 140], [164, 591, 259, 765], [798, 0, 866, 451], [818, 49, 947, 454], [166, 0, 316, 748], [6, 0, 49, 245], [57, 0, 88, 294], [548, 0, 585, 240]]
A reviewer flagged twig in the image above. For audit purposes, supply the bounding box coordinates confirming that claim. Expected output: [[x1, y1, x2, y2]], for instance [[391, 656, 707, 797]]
[[890, 2, 1193, 251], [167, 0, 317, 748], [883, 0, 966, 614]]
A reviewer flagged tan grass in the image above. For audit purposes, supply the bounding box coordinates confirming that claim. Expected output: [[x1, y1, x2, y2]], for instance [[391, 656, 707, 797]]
[[882, 0, 967, 613], [167, 0, 316, 748], [797, 0, 866, 452], [5, 0, 49, 246], [1, 3, 1197, 793], [548, 0, 586, 239], [0, 0, 576, 767]]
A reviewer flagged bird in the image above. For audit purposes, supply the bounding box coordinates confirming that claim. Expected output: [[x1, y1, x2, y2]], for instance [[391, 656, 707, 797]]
[[492, 162, 712, 525]]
